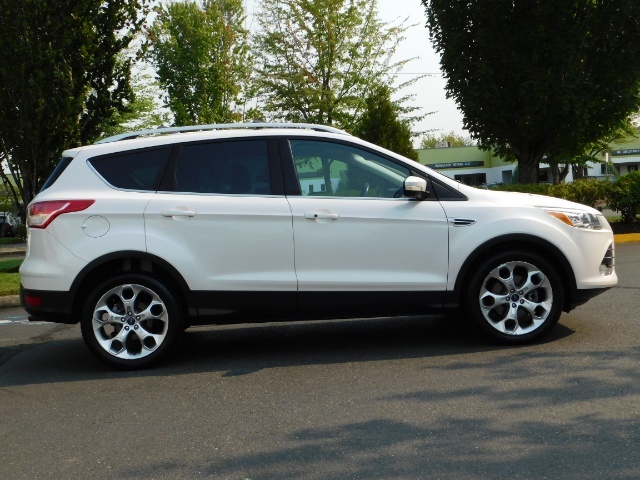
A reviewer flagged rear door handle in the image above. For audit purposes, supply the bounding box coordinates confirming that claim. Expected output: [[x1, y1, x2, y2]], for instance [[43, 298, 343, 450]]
[[304, 212, 340, 220], [160, 208, 196, 217]]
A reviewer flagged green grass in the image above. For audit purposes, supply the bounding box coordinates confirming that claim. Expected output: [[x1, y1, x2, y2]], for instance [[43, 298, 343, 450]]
[[0, 258, 22, 273], [0, 273, 20, 296], [0, 237, 25, 244], [0, 258, 23, 296]]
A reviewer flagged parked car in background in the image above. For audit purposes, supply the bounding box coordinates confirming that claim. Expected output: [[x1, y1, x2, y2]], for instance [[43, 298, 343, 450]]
[[0, 212, 19, 237], [20, 123, 617, 368]]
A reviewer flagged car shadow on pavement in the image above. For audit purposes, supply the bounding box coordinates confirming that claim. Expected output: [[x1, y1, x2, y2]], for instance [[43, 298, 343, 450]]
[[0, 313, 576, 387]]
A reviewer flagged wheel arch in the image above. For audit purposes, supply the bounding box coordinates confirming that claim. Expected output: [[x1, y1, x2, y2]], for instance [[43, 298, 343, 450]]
[[69, 251, 197, 324], [451, 234, 577, 313]]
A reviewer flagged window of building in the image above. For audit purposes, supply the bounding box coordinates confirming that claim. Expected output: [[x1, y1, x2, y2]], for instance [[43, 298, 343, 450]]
[[454, 173, 486, 186]]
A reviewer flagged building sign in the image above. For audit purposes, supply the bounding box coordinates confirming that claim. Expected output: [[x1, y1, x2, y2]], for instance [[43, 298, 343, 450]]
[[431, 161, 485, 169], [611, 149, 640, 156]]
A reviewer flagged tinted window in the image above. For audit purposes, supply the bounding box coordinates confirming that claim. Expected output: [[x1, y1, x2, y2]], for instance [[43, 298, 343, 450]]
[[90, 148, 171, 191], [41, 156, 73, 192], [431, 178, 467, 200], [290, 140, 410, 198], [176, 140, 271, 195]]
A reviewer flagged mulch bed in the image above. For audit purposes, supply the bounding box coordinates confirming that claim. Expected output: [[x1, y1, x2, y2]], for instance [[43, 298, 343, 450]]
[[610, 222, 640, 234]]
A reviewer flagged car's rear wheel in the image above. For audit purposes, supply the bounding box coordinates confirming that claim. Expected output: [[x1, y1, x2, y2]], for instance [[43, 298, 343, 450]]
[[465, 251, 564, 344], [80, 274, 182, 369]]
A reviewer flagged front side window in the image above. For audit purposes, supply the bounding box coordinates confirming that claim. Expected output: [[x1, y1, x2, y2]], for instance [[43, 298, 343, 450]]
[[290, 140, 410, 198], [176, 140, 271, 195]]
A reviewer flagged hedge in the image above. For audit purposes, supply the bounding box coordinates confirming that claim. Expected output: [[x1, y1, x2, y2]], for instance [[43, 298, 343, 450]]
[[486, 174, 640, 222]]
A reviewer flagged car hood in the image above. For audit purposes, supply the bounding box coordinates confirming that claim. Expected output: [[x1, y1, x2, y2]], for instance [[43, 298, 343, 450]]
[[478, 189, 601, 213]]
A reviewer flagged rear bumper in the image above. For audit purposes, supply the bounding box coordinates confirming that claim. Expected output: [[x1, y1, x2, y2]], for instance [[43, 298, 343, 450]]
[[20, 285, 76, 324]]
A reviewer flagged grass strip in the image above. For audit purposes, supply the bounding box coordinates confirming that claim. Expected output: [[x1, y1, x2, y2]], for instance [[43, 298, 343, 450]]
[[0, 273, 20, 296]]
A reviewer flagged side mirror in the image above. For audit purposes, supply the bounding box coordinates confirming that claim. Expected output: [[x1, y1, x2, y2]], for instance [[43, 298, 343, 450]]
[[403, 176, 429, 200]]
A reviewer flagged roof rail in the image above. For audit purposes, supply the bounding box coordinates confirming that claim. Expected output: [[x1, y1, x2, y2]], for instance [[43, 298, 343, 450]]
[[95, 122, 350, 144]]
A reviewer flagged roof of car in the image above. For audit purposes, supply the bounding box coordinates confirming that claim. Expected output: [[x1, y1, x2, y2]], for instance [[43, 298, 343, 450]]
[[62, 123, 354, 158], [95, 122, 350, 144]]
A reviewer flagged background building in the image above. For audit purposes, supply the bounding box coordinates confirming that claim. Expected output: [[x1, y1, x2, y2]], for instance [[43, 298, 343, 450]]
[[416, 137, 640, 185]]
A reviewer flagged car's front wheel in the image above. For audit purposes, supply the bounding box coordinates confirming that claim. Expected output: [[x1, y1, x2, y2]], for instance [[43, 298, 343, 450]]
[[466, 251, 564, 344], [80, 274, 182, 369]]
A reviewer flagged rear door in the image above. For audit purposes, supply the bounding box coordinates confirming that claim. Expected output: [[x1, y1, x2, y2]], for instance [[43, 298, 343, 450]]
[[144, 138, 296, 320]]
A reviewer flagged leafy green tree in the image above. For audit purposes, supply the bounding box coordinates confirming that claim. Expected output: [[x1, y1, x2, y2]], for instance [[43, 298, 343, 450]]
[[424, 0, 640, 183], [354, 85, 418, 160], [420, 131, 475, 149], [147, 0, 251, 126], [0, 0, 149, 215], [254, 0, 416, 131], [99, 70, 171, 139], [545, 122, 637, 184]]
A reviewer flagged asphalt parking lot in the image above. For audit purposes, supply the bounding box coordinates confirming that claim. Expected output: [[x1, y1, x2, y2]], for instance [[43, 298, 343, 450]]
[[0, 243, 638, 479]]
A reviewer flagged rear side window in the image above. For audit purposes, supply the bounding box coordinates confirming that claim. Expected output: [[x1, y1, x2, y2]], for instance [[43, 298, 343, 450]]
[[89, 148, 172, 191], [176, 140, 271, 195], [40, 156, 73, 192]]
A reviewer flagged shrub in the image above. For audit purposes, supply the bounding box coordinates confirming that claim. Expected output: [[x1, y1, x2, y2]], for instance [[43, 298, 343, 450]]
[[13, 224, 27, 240], [490, 183, 552, 195], [548, 178, 609, 208], [607, 171, 640, 222]]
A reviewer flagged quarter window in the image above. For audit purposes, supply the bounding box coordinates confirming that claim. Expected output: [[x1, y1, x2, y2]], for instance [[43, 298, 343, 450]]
[[290, 140, 410, 198], [176, 140, 271, 195], [90, 148, 171, 191]]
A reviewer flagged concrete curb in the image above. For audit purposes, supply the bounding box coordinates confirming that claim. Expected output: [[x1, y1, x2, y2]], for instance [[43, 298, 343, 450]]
[[0, 294, 20, 308], [613, 233, 640, 243]]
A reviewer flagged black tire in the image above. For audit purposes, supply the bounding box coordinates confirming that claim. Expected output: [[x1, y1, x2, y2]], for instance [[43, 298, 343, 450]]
[[465, 250, 564, 344], [80, 273, 183, 369]]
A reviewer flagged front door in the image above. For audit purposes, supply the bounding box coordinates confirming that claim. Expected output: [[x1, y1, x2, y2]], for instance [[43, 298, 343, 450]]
[[285, 139, 450, 318]]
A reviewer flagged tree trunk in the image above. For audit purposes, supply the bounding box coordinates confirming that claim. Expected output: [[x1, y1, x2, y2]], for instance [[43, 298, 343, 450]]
[[516, 157, 540, 184], [558, 163, 570, 183], [512, 144, 544, 184], [572, 164, 586, 180]]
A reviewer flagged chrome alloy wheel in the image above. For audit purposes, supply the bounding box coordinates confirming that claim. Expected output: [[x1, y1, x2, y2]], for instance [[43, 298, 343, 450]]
[[478, 260, 553, 335], [91, 283, 169, 360]]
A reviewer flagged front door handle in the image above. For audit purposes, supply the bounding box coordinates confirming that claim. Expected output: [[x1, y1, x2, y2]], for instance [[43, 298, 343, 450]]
[[304, 211, 340, 220], [160, 208, 196, 217]]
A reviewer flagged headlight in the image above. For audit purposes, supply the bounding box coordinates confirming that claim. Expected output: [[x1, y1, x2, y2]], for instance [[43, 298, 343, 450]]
[[543, 209, 603, 229]]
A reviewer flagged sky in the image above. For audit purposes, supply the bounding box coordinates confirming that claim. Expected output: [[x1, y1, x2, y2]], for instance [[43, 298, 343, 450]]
[[242, 0, 467, 137]]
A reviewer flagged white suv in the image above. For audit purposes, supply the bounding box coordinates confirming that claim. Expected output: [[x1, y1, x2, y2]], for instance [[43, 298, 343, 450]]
[[20, 123, 617, 368]]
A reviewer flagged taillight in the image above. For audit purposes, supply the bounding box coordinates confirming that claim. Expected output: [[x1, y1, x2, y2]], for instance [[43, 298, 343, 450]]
[[27, 200, 95, 229], [23, 294, 43, 307]]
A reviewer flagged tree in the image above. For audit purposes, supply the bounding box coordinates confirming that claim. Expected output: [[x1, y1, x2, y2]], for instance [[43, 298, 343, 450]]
[[547, 121, 638, 184], [98, 69, 171, 140], [254, 0, 416, 131], [0, 0, 149, 215], [420, 131, 475, 149], [424, 0, 640, 183], [353, 85, 418, 160], [146, 0, 251, 126]]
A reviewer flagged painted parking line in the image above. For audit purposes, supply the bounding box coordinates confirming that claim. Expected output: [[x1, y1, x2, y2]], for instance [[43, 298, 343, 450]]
[[0, 319, 48, 325]]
